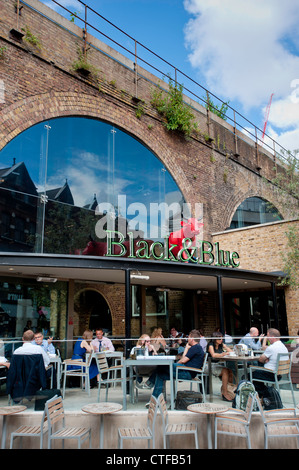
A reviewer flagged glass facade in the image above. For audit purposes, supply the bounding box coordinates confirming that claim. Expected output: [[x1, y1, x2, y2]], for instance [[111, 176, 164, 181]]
[[0, 117, 186, 338], [229, 196, 283, 229], [0, 276, 67, 351], [224, 290, 288, 337], [0, 117, 186, 255]]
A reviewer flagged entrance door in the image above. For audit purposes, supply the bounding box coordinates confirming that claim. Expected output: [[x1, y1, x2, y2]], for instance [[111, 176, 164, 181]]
[[75, 290, 112, 334], [224, 289, 288, 337]]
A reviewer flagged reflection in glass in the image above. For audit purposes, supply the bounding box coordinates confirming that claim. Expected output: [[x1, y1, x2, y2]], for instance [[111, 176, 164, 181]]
[[0, 117, 186, 254], [229, 196, 283, 229], [0, 277, 67, 344]]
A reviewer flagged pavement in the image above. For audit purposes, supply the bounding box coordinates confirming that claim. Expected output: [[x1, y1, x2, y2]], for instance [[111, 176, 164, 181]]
[[1, 375, 297, 412]]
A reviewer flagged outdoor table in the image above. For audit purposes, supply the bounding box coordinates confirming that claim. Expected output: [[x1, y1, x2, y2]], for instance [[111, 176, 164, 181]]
[[0, 405, 27, 449], [208, 354, 261, 402], [81, 402, 122, 449], [122, 356, 176, 411], [187, 402, 228, 449]]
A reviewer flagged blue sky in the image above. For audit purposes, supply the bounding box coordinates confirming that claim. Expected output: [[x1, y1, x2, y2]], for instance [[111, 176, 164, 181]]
[[41, 0, 299, 154]]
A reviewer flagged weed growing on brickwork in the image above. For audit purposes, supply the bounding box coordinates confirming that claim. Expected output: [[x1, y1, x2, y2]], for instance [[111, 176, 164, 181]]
[[0, 46, 7, 60], [270, 149, 299, 289], [204, 94, 229, 121], [150, 78, 199, 138], [71, 46, 99, 80], [223, 168, 228, 183], [135, 101, 146, 119], [21, 25, 41, 51]]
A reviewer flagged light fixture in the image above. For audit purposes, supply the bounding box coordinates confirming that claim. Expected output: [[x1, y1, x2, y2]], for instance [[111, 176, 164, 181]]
[[130, 274, 150, 280], [36, 277, 57, 283], [156, 287, 170, 292]]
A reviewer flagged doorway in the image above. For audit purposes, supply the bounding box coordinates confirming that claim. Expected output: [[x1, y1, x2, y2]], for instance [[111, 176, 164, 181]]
[[75, 289, 112, 334], [224, 289, 288, 337]]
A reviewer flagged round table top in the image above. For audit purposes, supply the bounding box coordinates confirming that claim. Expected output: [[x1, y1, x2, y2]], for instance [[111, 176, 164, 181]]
[[81, 403, 122, 415], [187, 403, 228, 414], [0, 405, 27, 416]]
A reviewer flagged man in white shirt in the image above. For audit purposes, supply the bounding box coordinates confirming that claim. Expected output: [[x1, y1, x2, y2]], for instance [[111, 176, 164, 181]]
[[13, 330, 50, 368], [91, 328, 114, 352], [251, 328, 288, 394]]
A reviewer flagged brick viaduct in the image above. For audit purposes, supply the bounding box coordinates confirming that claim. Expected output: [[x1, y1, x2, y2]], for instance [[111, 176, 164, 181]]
[[0, 0, 290, 241]]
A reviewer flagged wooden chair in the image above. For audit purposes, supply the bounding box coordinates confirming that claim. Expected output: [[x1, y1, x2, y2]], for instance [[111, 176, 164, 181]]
[[118, 394, 159, 449], [249, 352, 296, 407], [61, 353, 93, 398], [157, 393, 198, 449], [45, 395, 91, 449], [214, 392, 257, 449], [94, 352, 124, 402], [10, 407, 48, 449], [255, 394, 299, 449], [174, 353, 208, 402]]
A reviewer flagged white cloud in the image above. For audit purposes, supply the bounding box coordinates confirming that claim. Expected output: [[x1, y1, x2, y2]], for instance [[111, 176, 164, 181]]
[[183, 0, 299, 151]]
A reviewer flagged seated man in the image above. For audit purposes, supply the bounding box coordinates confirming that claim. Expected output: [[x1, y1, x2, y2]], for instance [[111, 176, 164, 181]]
[[14, 330, 50, 368], [239, 327, 264, 350], [91, 328, 115, 352], [32, 331, 55, 354], [251, 328, 289, 395], [7, 330, 48, 402], [149, 329, 204, 398]]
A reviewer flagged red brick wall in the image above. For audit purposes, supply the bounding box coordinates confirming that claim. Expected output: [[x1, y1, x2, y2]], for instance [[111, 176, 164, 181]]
[[212, 220, 299, 336]]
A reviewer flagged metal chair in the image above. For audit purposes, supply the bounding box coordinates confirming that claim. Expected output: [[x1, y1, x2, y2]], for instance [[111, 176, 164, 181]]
[[10, 406, 48, 449], [174, 353, 209, 402], [214, 392, 257, 449], [254, 394, 299, 449], [249, 352, 296, 407], [45, 395, 91, 449], [94, 352, 124, 402], [118, 394, 159, 449], [157, 393, 198, 449], [61, 353, 93, 398]]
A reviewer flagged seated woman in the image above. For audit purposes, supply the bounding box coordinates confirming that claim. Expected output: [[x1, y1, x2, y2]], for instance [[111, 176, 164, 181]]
[[151, 327, 167, 354], [69, 329, 98, 386], [207, 331, 235, 402], [131, 334, 157, 389]]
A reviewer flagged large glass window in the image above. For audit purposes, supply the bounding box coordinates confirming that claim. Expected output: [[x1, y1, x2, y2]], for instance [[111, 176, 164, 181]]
[[228, 196, 283, 229], [0, 117, 185, 254], [0, 277, 67, 348]]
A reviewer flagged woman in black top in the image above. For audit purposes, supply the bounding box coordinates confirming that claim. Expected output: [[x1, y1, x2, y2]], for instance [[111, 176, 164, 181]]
[[207, 331, 235, 402]]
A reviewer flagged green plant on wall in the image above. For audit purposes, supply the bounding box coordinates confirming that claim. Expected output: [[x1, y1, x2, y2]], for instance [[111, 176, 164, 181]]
[[71, 46, 98, 79], [270, 149, 299, 289], [205, 95, 229, 121], [21, 25, 41, 51], [135, 101, 146, 119], [151, 78, 198, 137], [0, 46, 7, 59]]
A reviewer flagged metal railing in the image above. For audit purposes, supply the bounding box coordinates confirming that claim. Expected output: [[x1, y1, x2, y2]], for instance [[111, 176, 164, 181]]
[[35, 0, 297, 167]]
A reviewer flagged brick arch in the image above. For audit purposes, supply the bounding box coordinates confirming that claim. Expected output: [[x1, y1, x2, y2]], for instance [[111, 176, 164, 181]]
[[0, 91, 192, 205], [224, 187, 286, 229], [74, 286, 114, 336]]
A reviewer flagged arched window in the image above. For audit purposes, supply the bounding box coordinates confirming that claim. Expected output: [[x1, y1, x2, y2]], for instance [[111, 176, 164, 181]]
[[0, 117, 186, 254], [228, 196, 283, 229]]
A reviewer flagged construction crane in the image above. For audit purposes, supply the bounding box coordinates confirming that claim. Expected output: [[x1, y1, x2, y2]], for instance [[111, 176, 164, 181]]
[[261, 93, 274, 145]]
